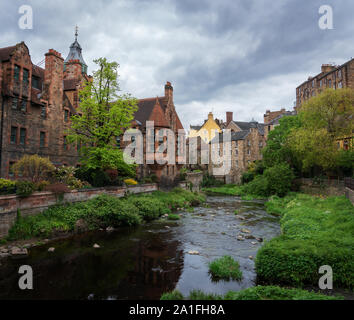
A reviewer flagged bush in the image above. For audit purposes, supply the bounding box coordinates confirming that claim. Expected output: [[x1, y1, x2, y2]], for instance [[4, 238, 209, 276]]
[[52, 166, 87, 190], [256, 194, 354, 289], [16, 181, 36, 197], [167, 214, 180, 220], [201, 173, 224, 187], [160, 290, 184, 300], [75, 167, 112, 187], [208, 255, 242, 281], [0, 178, 16, 195], [12, 155, 55, 183], [263, 163, 295, 197], [241, 171, 254, 184], [124, 178, 138, 185], [129, 197, 167, 221], [243, 175, 269, 197]]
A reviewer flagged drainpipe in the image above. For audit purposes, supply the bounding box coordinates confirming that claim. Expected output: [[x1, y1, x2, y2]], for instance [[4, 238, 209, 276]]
[[0, 95, 5, 177]]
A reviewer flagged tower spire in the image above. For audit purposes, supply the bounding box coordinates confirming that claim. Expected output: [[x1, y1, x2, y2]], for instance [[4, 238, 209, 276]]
[[75, 25, 78, 41]]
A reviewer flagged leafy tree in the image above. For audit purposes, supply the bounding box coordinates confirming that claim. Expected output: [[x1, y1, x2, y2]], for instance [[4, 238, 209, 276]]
[[262, 116, 302, 170], [289, 89, 354, 173], [67, 58, 138, 172]]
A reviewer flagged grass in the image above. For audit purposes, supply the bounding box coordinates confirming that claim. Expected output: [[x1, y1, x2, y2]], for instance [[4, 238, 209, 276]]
[[256, 193, 354, 289], [160, 286, 343, 300], [208, 255, 242, 281], [7, 188, 205, 241], [202, 184, 265, 199], [167, 214, 180, 220]]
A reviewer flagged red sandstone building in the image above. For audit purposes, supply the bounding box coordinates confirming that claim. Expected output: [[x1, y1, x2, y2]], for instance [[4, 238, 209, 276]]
[[0, 34, 185, 182]]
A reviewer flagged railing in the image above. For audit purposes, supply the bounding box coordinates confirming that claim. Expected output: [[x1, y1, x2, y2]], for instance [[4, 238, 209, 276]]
[[344, 177, 354, 190]]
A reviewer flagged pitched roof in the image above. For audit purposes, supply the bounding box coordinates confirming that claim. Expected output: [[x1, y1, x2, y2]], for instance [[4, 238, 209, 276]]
[[148, 98, 169, 127], [190, 125, 202, 131], [0, 45, 16, 62], [210, 130, 250, 144]]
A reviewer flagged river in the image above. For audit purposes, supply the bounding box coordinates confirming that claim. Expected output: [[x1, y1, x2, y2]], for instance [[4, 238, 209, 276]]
[[0, 195, 281, 300]]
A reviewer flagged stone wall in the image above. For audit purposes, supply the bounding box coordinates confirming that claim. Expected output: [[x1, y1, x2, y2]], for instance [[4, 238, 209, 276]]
[[345, 187, 354, 205], [0, 183, 157, 238], [186, 172, 203, 192]]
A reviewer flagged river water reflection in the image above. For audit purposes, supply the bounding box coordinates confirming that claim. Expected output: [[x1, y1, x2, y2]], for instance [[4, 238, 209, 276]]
[[0, 196, 281, 300]]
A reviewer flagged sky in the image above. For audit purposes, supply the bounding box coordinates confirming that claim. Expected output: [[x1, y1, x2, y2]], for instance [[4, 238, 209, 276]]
[[1, 0, 354, 129]]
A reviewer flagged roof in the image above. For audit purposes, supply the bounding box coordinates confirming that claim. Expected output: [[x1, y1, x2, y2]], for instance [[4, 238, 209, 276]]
[[190, 125, 202, 131], [210, 130, 250, 144], [64, 39, 87, 66], [0, 45, 16, 61], [267, 111, 296, 125]]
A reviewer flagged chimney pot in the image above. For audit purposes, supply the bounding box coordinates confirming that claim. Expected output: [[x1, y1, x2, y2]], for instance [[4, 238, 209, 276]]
[[226, 111, 233, 125]]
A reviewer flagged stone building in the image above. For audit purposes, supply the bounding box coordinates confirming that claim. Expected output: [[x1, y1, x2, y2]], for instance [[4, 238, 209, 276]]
[[0, 32, 89, 178], [296, 59, 354, 112], [263, 108, 296, 138], [189, 112, 222, 143], [0, 35, 185, 183], [121, 81, 185, 184], [209, 112, 266, 184]]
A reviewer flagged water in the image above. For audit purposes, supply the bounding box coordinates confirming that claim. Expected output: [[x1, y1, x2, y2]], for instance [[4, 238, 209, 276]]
[[0, 196, 281, 300]]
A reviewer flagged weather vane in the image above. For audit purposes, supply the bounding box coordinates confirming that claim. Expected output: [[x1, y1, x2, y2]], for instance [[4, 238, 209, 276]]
[[75, 25, 78, 41]]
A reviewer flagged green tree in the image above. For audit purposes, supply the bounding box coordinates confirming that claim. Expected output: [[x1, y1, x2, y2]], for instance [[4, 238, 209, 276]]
[[262, 116, 301, 170], [67, 58, 138, 171], [289, 89, 354, 173]]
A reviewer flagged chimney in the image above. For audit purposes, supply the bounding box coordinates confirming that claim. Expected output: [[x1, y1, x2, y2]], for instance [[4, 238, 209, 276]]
[[44, 49, 64, 105], [208, 112, 214, 120], [226, 111, 233, 125], [321, 64, 335, 74], [164, 81, 173, 103]]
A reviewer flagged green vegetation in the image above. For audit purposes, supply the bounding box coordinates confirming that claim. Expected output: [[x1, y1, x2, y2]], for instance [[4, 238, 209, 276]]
[[208, 255, 242, 281], [256, 194, 354, 289], [203, 184, 263, 199], [161, 286, 343, 300], [0, 179, 17, 195], [7, 188, 205, 241], [167, 214, 180, 220]]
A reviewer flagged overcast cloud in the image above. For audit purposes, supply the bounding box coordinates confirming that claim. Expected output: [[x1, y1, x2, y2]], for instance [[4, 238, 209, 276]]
[[1, 0, 353, 128]]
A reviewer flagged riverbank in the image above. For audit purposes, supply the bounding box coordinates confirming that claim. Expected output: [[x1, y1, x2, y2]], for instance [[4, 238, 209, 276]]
[[0, 188, 205, 256], [202, 184, 265, 200], [257, 193, 354, 289]]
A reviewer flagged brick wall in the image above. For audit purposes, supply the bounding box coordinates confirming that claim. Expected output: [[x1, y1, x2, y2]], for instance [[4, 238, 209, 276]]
[[0, 183, 157, 238]]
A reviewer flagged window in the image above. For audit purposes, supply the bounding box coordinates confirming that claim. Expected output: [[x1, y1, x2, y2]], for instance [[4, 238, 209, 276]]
[[14, 65, 20, 80], [338, 81, 343, 89], [247, 149, 251, 155], [23, 69, 29, 84], [247, 140, 251, 147], [20, 100, 27, 112], [338, 70, 342, 78], [259, 142, 263, 148], [40, 131, 46, 147], [10, 126, 17, 144], [63, 136, 68, 150], [312, 80, 315, 88], [32, 76, 40, 90], [9, 161, 15, 178], [328, 79, 332, 88], [12, 97, 18, 109], [268, 125, 271, 132], [64, 109, 69, 122], [235, 160, 239, 167], [41, 105, 47, 119], [320, 80, 322, 87], [20, 128, 26, 145]]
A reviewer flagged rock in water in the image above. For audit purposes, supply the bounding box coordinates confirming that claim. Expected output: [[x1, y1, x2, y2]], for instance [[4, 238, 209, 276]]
[[256, 237, 263, 242], [11, 247, 28, 258], [48, 247, 55, 252], [241, 228, 251, 234], [93, 244, 100, 249], [237, 235, 244, 241], [187, 250, 199, 255], [245, 234, 255, 239], [75, 219, 89, 233], [106, 226, 114, 232]]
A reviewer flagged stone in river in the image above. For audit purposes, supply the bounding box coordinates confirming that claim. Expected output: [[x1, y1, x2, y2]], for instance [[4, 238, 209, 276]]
[[188, 250, 200, 255], [241, 228, 251, 234], [237, 235, 244, 241], [245, 234, 255, 239], [106, 226, 114, 232], [93, 243, 100, 248], [251, 241, 258, 245], [256, 237, 263, 242], [248, 255, 254, 260], [11, 247, 28, 258], [48, 247, 55, 252]]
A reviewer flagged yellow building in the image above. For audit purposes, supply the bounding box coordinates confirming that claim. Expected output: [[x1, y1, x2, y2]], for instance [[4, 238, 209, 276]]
[[189, 112, 222, 143]]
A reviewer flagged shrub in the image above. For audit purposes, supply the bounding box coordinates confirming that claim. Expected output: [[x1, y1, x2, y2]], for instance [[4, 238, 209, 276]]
[[201, 173, 224, 187], [241, 171, 254, 184], [160, 290, 184, 300], [167, 214, 180, 220], [52, 166, 87, 190], [12, 155, 55, 183], [208, 255, 242, 281], [180, 167, 188, 181], [16, 181, 36, 197], [263, 163, 295, 197], [129, 197, 166, 221], [0, 178, 16, 195], [124, 178, 138, 185], [75, 167, 111, 187], [243, 175, 269, 197], [35, 180, 50, 192]]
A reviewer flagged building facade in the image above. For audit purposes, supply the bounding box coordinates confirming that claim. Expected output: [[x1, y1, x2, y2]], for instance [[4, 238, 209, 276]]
[[189, 112, 222, 143], [296, 59, 354, 112]]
